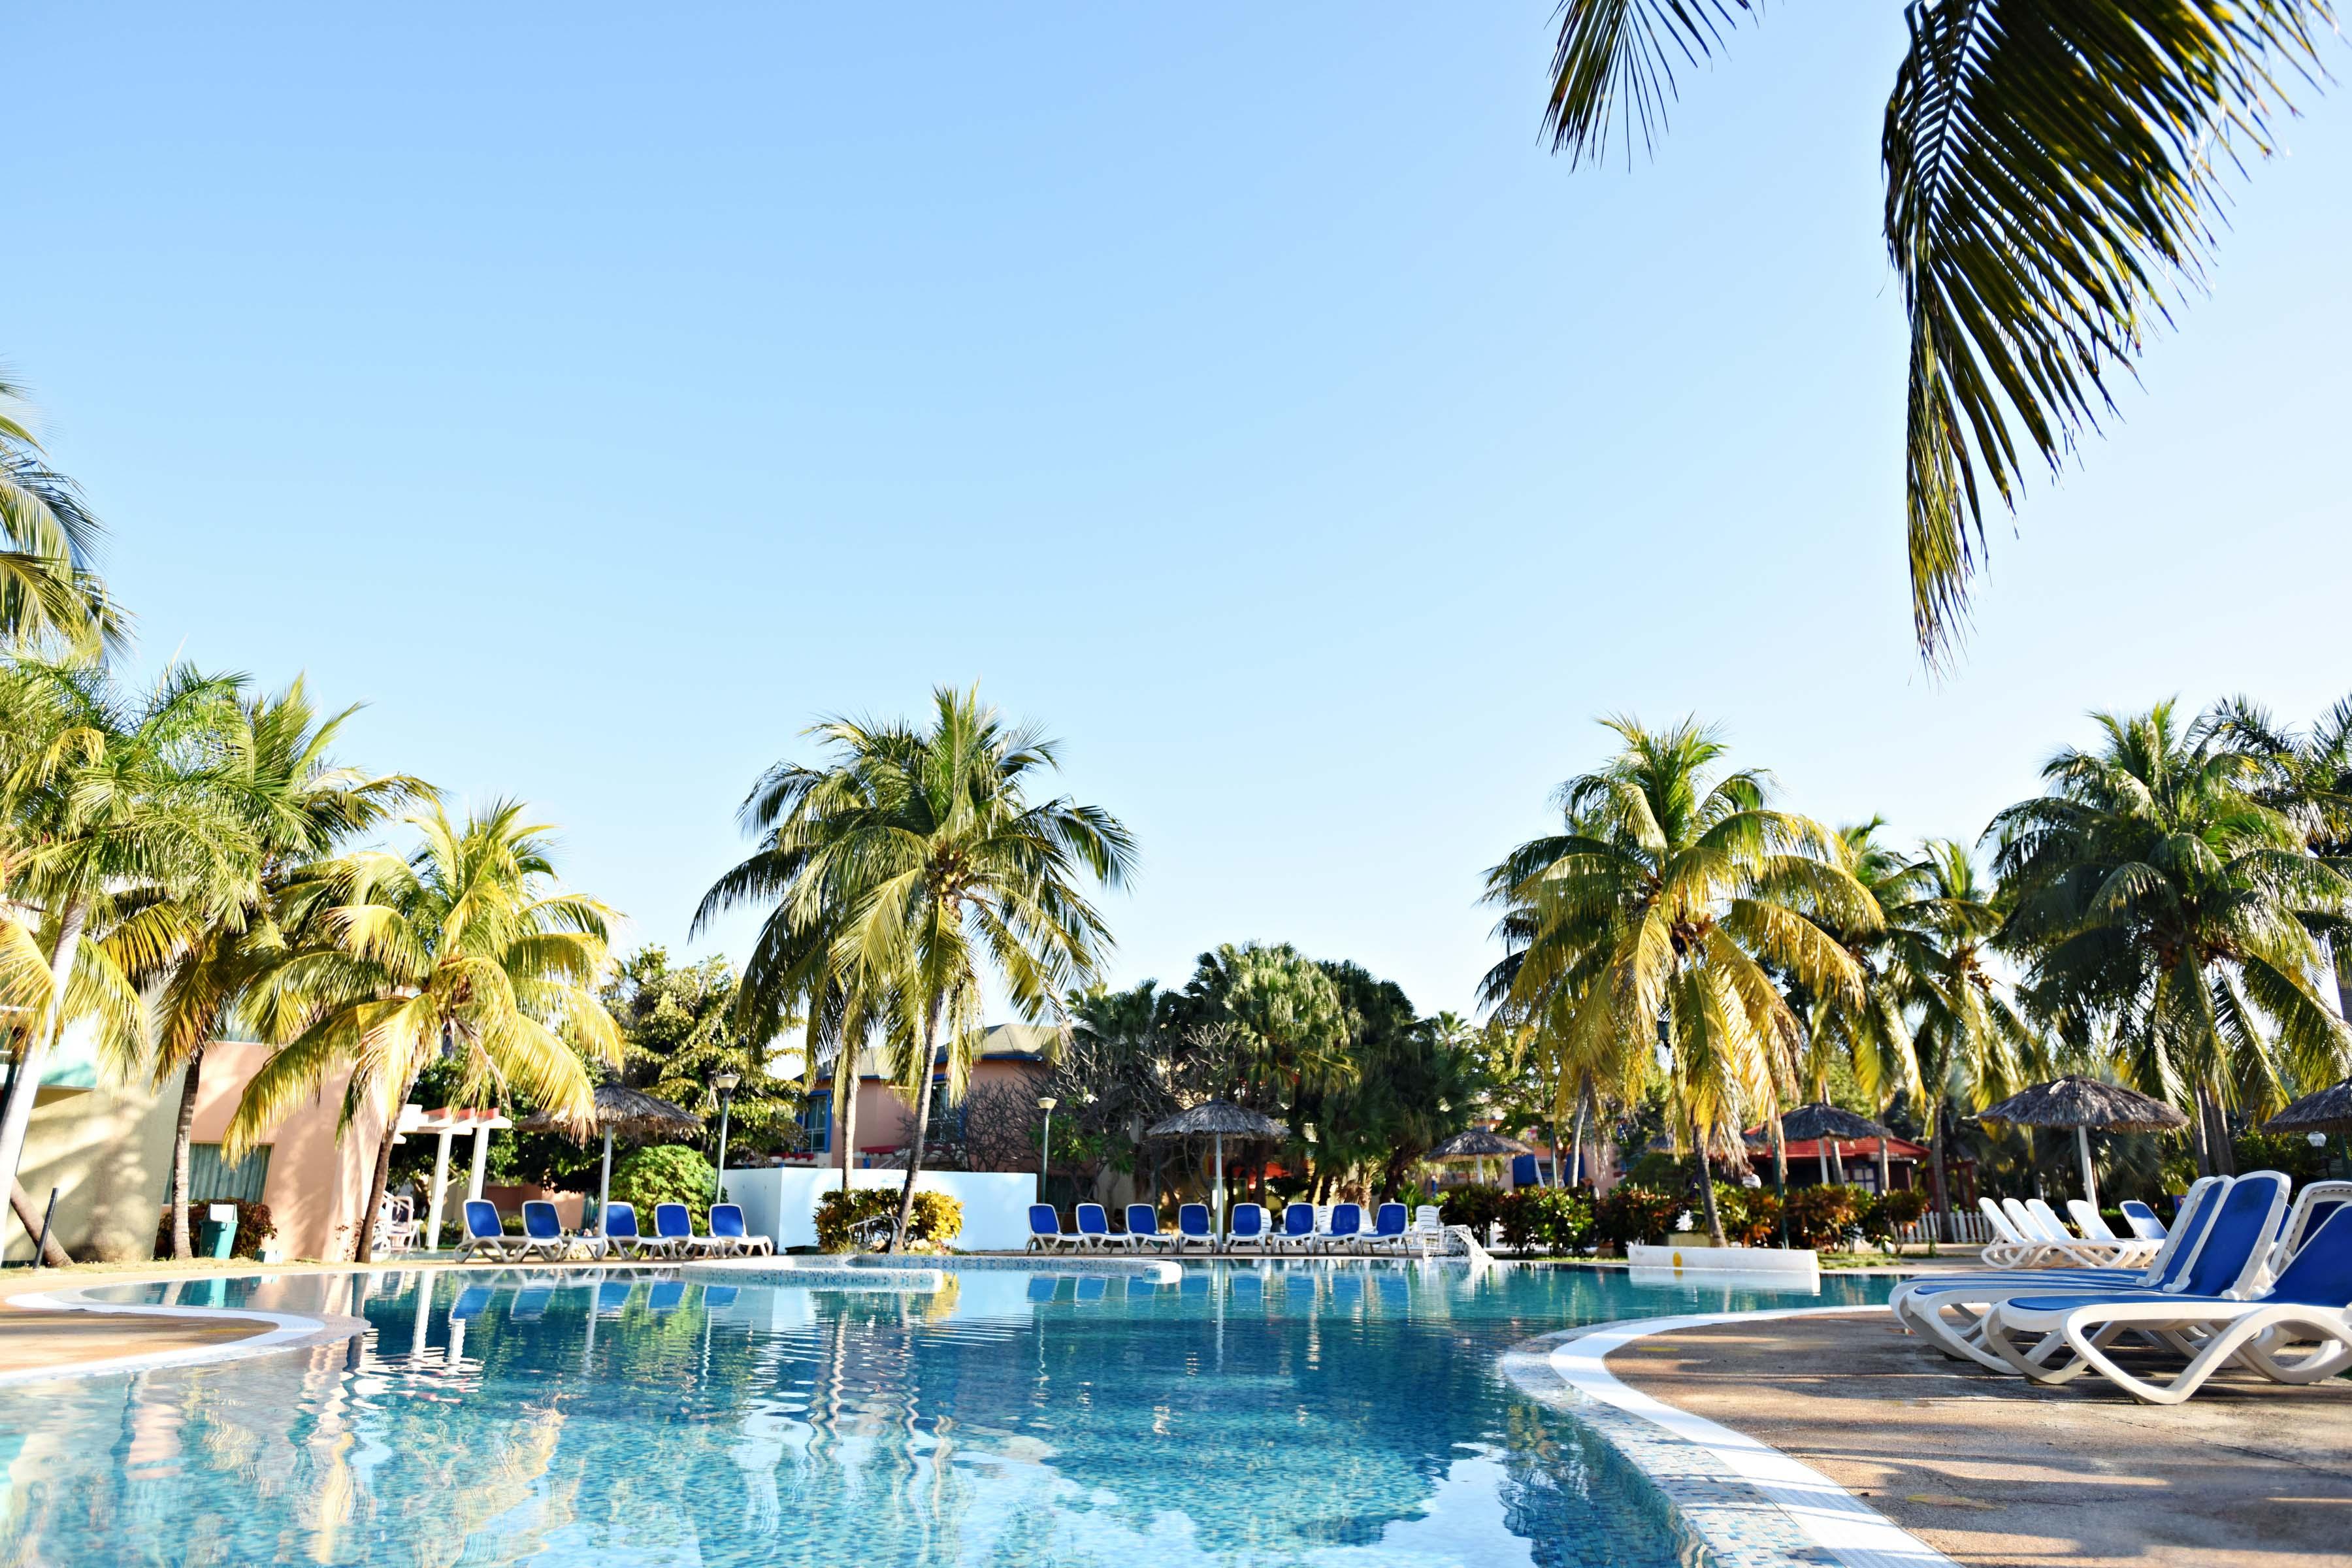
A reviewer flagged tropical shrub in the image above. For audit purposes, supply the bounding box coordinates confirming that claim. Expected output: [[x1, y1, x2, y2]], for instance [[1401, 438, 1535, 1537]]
[[1724, 1186, 1782, 1247], [1438, 1184, 1507, 1238], [1860, 1188, 1931, 1241], [1592, 1185, 1684, 1250], [1496, 1187, 1593, 1254], [2233, 1132, 2329, 1188], [814, 1187, 964, 1252], [1784, 1185, 1867, 1250], [609, 1144, 715, 1230]]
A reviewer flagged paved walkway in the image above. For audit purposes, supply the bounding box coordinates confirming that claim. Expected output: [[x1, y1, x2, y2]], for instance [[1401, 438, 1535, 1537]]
[[1609, 1309, 2352, 1567]]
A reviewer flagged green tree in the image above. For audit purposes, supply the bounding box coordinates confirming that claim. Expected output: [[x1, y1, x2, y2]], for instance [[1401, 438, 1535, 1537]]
[[0, 376, 121, 653], [0, 660, 258, 1240], [2199, 693, 2352, 1019], [601, 945, 803, 1157], [230, 802, 620, 1261], [1991, 703, 2351, 1174], [139, 679, 425, 1257], [1486, 717, 1875, 1245], [704, 686, 1132, 1250], [1541, 2, 2334, 661]]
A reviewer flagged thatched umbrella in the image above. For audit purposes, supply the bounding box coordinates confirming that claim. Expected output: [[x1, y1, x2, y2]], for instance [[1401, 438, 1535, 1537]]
[[2266, 1080, 2352, 1135], [1428, 1126, 1534, 1186], [1778, 1103, 1892, 1188], [1145, 1100, 1287, 1239], [521, 1082, 704, 1235], [1975, 1076, 2186, 1209]]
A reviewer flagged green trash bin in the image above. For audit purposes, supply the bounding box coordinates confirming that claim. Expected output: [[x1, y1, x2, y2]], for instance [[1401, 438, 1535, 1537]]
[[201, 1203, 238, 1259]]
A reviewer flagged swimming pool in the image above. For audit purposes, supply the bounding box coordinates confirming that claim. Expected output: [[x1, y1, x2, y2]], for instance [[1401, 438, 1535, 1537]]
[[1, 1261, 1893, 1567]]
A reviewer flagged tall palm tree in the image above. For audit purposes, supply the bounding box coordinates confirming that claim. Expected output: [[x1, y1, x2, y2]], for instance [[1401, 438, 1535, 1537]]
[[136, 681, 426, 1258], [2199, 693, 2352, 1019], [1486, 717, 1875, 1245], [704, 686, 1133, 1250], [1801, 822, 1927, 1169], [0, 376, 122, 653], [1541, 3, 2334, 662], [231, 802, 617, 1262], [1186, 941, 1356, 1125], [1990, 703, 2351, 1174], [1886, 839, 2042, 1233], [0, 660, 257, 1232]]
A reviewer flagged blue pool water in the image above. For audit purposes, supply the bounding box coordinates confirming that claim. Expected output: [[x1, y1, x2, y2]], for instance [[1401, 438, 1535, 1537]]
[[0, 1262, 1892, 1566]]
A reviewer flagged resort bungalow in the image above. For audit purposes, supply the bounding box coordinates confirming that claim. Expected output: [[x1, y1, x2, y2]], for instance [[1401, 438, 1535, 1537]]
[[794, 1022, 1058, 1173]]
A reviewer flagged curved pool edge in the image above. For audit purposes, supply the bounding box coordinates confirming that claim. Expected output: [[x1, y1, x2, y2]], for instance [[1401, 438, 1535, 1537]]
[[1501, 1307, 1959, 1568], [1, 1274, 369, 1388]]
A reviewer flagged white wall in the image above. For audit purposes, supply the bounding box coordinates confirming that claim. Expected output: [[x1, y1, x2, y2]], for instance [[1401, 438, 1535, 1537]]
[[720, 1167, 1037, 1252]]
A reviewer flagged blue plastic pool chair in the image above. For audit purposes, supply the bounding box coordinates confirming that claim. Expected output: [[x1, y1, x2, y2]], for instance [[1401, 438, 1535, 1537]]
[[1271, 1202, 1317, 1253], [455, 1199, 524, 1263], [1074, 1203, 1111, 1250], [602, 1201, 660, 1259], [1323, 1203, 1364, 1254], [1125, 1203, 1174, 1252], [709, 1203, 773, 1257], [1027, 1203, 1073, 1252], [1364, 1202, 1410, 1254], [650, 1203, 699, 1258], [521, 1200, 598, 1262], [1226, 1202, 1269, 1252], [2118, 1199, 2168, 1241], [1175, 1203, 1213, 1254]]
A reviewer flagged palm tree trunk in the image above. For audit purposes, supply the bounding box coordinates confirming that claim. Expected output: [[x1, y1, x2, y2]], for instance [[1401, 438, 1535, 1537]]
[[0, 898, 87, 1235], [355, 1069, 419, 1265], [2199, 1086, 2236, 1177], [1691, 1119, 1727, 1248], [838, 1060, 858, 1195], [168, 1042, 208, 1260], [890, 1004, 942, 1253], [1569, 1087, 1589, 1186], [1769, 1107, 1789, 1247], [1928, 1098, 1952, 1242]]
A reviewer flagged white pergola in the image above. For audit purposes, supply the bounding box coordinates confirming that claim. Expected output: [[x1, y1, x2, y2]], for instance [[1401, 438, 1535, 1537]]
[[398, 1104, 514, 1250]]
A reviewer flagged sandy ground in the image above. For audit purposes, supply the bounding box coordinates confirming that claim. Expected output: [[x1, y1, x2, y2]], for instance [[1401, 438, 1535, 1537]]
[[1609, 1309, 2352, 1568]]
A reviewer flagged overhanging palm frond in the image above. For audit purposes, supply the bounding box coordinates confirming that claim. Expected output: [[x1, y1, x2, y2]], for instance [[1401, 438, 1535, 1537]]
[[1884, 0, 2330, 662], [1543, 0, 1765, 167]]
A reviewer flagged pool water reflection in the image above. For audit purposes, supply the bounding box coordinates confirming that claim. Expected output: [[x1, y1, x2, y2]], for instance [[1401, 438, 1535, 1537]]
[[0, 1262, 1892, 1567]]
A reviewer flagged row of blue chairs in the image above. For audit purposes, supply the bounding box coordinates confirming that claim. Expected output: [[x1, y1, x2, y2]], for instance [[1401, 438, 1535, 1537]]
[[454, 1199, 773, 1261], [1028, 1200, 1441, 1254]]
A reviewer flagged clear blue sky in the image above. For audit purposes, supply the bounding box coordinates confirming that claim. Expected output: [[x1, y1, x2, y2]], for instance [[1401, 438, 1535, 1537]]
[[11, 7, 2349, 1020]]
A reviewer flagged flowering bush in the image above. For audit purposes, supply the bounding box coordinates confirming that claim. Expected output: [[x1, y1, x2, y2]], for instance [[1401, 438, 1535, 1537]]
[[1438, 1184, 1507, 1237], [1592, 1186, 1684, 1249], [1784, 1184, 1867, 1250]]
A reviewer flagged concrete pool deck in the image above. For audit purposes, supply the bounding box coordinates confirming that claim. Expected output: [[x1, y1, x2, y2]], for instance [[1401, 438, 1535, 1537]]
[[1606, 1309, 2352, 1568]]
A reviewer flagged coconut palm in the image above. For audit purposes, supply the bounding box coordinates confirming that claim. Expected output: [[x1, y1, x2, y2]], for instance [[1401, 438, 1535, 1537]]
[[702, 686, 1132, 1250], [1486, 717, 1875, 1245], [0, 659, 257, 1230], [1542, 3, 2335, 661], [0, 377, 122, 653], [1990, 703, 2351, 1174], [1884, 839, 2042, 1232], [1801, 821, 1927, 1144], [1185, 941, 1356, 1125], [230, 802, 618, 1261], [2198, 693, 2352, 1019], [136, 681, 427, 1258]]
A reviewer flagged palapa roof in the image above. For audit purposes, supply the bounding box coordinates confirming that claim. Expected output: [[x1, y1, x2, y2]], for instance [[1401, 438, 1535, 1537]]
[[1974, 1076, 2187, 1134], [519, 1081, 705, 1143], [1427, 1128, 1533, 1160], [1144, 1100, 1289, 1139], [2266, 1079, 2352, 1135], [1777, 1102, 1891, 1143]]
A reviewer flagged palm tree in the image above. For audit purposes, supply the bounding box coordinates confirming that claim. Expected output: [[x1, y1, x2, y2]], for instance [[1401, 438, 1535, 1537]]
[[1541, 3, 2334, 662], [0, 376, 122, 653], [1884, 840, 2041, 1235], [230, 802, 617, 1262], [1990, 703, 2351, 1175], [0, 660, 257, 1232], [137, 681, 426, 1258], [2199, 693, 2352, 1019], [1486, 717, 1875, 1245], [703, 686, 1133, 1250], [1801, 822, 1927, 1180]]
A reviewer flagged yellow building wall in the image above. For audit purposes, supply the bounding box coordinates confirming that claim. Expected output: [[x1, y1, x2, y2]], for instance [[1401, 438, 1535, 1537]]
[[5, 1070, 181, 1264]]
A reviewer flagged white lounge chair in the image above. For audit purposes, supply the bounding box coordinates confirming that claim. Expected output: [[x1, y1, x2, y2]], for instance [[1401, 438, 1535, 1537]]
[[1976, 1197, 2040, 1267], [2065, 1200, 2161, 1267], [2119, 1200, 2168, 1241], [1982, 1201, 2352, 1403]]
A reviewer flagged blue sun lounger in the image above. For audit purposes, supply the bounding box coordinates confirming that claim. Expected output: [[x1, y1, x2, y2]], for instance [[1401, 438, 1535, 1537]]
[[1269, 1202, 1318, 1252], [1124, 1204, 1175, 1251], [1028, 1203, 1078, 1251], [708, 1203, 772, 1257], [1074, 1203, 1113, 1250], [454, 1200, 528, 1263], [522, 1200, 602, 1260], [1226, 1202, 1269, 1252], [1175, 1203, 1214, 1253], [1322, 1202, 1364, 1254]]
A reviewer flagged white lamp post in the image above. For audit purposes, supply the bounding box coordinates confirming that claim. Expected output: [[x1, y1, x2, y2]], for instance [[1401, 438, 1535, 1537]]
[[1037, 1096, 1058, 1202]]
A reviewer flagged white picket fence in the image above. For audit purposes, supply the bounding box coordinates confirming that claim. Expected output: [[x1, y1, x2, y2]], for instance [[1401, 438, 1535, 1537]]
[[1895, 1209, 1994, 1246]]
